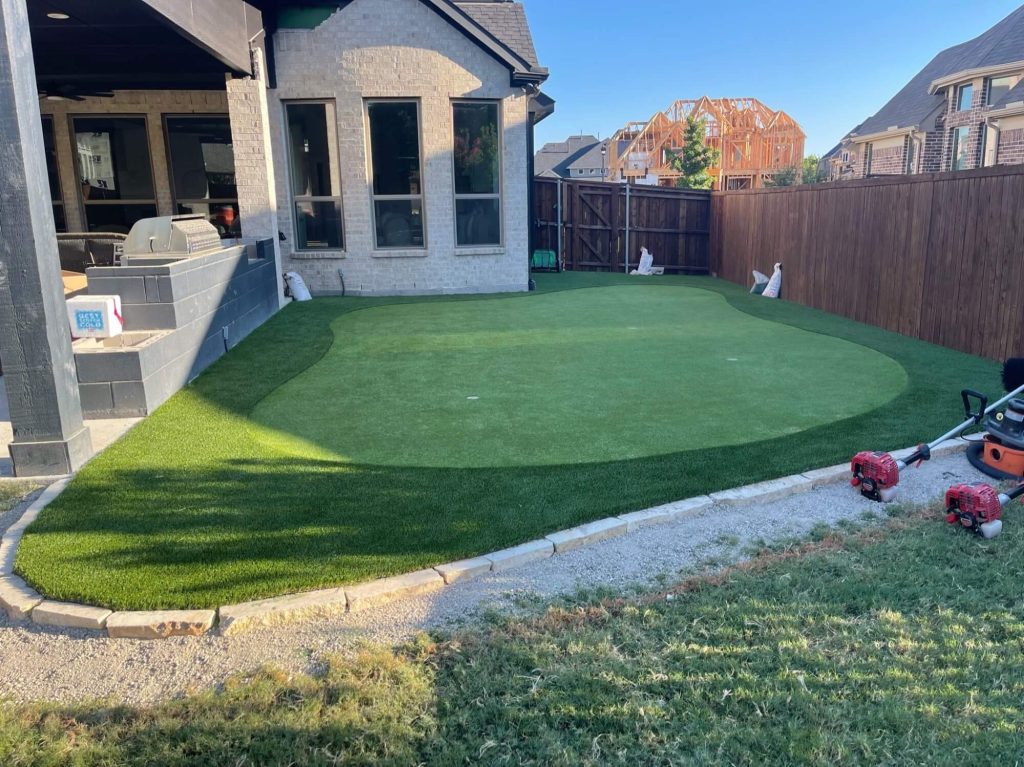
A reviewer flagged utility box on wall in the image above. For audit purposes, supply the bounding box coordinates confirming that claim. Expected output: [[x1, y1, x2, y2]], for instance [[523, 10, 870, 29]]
[[66, 295, 123, 339]]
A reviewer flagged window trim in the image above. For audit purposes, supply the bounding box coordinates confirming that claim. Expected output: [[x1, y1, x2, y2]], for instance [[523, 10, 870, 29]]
[[162, 113, 239, 238], [365, 98, 427, 251], [68, 113, 159, 232], [451, 98, 503, 250], [282, 99, 346, 253], [40, 116, 66, 232], [986, 75, 1014, 107], [951, 125, 971, 171], [956, 83, 974, 112]]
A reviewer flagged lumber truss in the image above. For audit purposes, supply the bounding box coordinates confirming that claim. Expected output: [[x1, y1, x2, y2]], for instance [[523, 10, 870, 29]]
[[607, 97, 805, 190]]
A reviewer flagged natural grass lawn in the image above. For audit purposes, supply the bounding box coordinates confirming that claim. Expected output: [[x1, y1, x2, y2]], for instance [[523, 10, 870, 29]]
[[5, 509, 1024, 765], [15, 273, 1000, 610]]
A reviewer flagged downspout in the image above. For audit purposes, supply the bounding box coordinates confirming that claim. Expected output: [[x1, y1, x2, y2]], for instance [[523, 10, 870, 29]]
[[527, 98, 536, 280], [983, 116, 1001, 167]]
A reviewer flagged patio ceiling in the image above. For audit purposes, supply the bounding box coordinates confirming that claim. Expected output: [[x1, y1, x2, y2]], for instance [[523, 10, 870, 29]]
[[30, 0, 262, 94]]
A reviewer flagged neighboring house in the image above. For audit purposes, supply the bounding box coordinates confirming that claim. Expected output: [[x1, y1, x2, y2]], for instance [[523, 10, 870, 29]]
[[827, 5, 1024, 181], [565, 140, 612, 181], [535, 134, 608, 180], [1, 0, 552, 476]]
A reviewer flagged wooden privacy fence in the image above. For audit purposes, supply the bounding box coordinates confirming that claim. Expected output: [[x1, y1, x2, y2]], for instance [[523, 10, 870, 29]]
[[710, 165, 1024, 361], [533, 179, 711, 274]]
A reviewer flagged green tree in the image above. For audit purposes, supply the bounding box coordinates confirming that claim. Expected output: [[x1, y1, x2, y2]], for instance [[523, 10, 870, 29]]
[[802, 154, 824, 185], [765, 154, 825, 188], [765, 166, 800, 187], [668, 116, 720, 190]]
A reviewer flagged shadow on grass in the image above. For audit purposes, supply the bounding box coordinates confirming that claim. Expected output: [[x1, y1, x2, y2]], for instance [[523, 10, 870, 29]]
[[6, 517, 1024, 765], [13, 273, 1004, 610]]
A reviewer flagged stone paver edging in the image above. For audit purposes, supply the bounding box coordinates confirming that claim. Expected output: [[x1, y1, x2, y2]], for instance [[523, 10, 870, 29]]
[[0, 439, 968, 640]]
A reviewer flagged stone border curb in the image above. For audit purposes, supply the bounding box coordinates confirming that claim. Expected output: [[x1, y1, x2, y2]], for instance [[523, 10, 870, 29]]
[[0, 440, 971, 639]]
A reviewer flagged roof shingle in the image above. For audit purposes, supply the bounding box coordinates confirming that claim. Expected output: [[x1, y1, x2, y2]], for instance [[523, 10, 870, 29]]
[[850, 5, 1024, 138], [454, 0, 540, 67]]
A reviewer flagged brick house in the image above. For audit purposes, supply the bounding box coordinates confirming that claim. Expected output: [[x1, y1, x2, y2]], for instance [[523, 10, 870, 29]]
[[825, 5, 1024, 180], [0, 0, 551, 476]]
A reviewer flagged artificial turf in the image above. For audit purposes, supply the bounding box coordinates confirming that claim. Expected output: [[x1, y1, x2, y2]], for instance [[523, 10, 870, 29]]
[[250, 286, 905, 467], [14, 273, 1001, 610]]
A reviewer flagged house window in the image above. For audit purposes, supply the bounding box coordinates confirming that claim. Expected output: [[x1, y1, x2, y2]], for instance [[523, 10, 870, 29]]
[[41, 117, 66, 233], [367, 100, 424, 249], [864, 143, 873, 175], [165, 116, 239, 238], [956, 83, 974, 112], [285, 102, 344, 250], [951, 126, 971, 170], [987, 75, 1013, 106], [72, 116, 157, 233], [906, 138, 917, 174], [453, 102, 501, 247]]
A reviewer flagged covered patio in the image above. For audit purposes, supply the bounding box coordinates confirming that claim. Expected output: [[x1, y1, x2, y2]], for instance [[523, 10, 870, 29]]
[[0, 0, 284, 476]]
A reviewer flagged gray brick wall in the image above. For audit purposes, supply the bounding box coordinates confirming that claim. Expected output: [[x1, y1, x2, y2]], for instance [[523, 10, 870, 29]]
[[268, 0, 530, 295]]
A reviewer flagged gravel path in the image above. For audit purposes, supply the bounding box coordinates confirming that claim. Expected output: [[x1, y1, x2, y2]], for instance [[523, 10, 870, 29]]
[[0, 450, 994, 706]]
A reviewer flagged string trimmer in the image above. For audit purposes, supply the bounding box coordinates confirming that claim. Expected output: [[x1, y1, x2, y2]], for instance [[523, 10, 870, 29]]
[[944, 481, 1024, 539], [851, 358, 1024, 502]]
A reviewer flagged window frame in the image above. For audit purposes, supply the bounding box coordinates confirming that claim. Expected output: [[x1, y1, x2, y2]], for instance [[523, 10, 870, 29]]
[[365, 98, 427, 251], [40, 116, 66, 233], [451, 99, 503, 249], [951, 125, 971, 171], [68, 113, 159, 233], [956, 83, 974, 112], [986, 75, 1014, 107], [282, 99, 346, 253], [162, 113, 239, 239]]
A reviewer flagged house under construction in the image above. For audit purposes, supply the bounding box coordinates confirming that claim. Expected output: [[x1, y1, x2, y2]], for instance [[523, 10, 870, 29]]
[[607, 97, 805, 190]]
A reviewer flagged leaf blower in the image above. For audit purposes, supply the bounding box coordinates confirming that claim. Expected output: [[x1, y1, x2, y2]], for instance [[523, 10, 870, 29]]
[[944, 482, 1024, 539], [966, 358, 1024, 481], [851, 357, 1024, 502]]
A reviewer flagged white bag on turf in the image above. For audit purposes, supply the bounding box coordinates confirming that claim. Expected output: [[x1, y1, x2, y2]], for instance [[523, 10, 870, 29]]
[[762, 263, 783, 299]]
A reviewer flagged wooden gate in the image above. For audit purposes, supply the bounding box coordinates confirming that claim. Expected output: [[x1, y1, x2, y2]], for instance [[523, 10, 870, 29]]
[[532, 179, 711, 274]]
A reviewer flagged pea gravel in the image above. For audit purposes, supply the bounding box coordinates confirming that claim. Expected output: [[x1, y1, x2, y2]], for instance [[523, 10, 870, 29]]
[[0, 449, 993, 706]]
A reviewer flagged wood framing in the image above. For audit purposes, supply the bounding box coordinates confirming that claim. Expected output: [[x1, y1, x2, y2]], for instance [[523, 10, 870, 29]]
[[607, 97, 805, 190]]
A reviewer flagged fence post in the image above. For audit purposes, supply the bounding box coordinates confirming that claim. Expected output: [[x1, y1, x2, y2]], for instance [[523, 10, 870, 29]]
[[556, 179, 563, 271], [624, 183, 631, 274]]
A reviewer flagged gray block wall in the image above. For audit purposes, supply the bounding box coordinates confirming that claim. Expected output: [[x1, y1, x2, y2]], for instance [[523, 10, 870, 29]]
[[75, 242, 279, 418]]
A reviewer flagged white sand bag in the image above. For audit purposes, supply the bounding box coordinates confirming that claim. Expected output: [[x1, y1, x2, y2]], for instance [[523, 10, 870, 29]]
[[630, 247, 655, 276], [762, 263, 783, 299], [750, 270, 769, 294], [284, 271, 313, 301]]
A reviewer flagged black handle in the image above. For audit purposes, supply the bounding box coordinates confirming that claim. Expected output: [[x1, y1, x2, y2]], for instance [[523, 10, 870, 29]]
[[961, 389, 989, 424]]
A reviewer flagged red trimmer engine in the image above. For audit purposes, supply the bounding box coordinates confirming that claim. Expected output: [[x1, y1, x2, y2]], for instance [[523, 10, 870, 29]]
[[945, 484, 1005, 539], [851, 451, 900, 502]]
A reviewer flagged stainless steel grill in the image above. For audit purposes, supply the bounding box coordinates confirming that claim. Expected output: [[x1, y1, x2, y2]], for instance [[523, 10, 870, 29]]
[[122, 214, 223, 262]]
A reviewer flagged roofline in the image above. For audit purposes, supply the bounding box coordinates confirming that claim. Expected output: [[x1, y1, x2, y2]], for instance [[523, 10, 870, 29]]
[[987, 101, 1024, 119], [423, 0, 548, 88], [849, 126, 918, 144], [928, 60, 1024, 94]]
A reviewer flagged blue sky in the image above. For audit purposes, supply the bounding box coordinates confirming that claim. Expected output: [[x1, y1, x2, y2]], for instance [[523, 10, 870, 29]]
[[524, 0, 1024, 156]]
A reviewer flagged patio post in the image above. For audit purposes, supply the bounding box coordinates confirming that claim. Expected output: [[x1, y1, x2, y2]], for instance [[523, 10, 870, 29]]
[[226, 47, 286, 309], [0, 0, 92, 476]]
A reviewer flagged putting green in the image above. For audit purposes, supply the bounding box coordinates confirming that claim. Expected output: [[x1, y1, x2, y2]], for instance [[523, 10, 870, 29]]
[[251, 286, 907, 468]]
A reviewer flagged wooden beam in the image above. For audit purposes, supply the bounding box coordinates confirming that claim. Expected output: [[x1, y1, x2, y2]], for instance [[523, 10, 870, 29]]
[[0, 0, 92, 475]]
